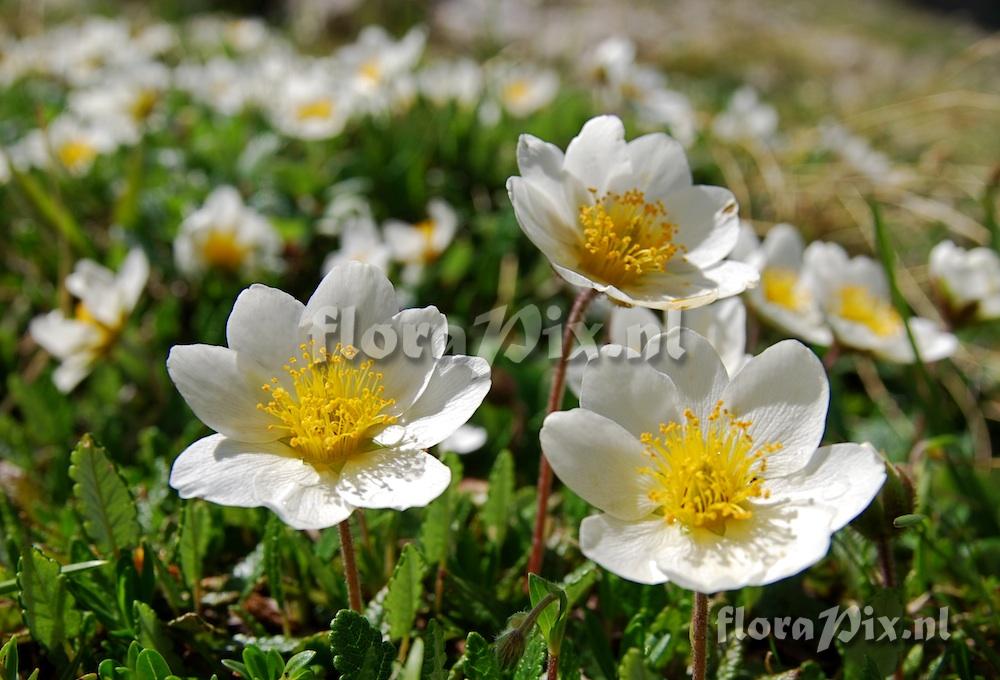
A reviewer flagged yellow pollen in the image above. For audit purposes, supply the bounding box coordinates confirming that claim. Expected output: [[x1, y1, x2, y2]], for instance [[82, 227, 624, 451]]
[[130, 89, 159, 121], [638, 402, 780, 535], [57, 140, 97, 172], [502, 79, 530, 104], [415, 219, 438, 262], [74, 302, 118, 351], [201, 230, 248, 271], [761, 268, 806, 311], [577, 189, 680, 287], [836, 285, 902, 337], [360, 60, 382, 83], [296, 98, 334, 121], [257, 342, 397, 467]]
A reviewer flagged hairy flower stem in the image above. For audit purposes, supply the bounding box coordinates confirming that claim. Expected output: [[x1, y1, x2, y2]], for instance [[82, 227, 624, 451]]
[[877, 536, 904, 680], [338, 519, 363, 612], [691, 592, 708, 680], [528, 287, 598, 577], [546, 652, 559, 680]]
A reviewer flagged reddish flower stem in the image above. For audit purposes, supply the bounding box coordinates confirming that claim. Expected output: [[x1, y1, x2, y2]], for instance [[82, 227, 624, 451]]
[[691, 592, 708, 680], [338, 519, 363, 612], [527, 287, 598, 577]]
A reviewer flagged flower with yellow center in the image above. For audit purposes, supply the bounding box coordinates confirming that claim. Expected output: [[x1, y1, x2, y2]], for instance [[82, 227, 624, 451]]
[[507, 115, 758, 310], [490, 64, 558, 118], [542, 329, 885, 591], [805, 241, 956, 363], [295, 98, 335, 122], [30, 249, 148, 392], [269, 70, 353, 141], [929, 240, 1000, 322], [174, 186, 283, 278], [167, 262, 491, 530], [57, 139, 98, 174], [11, 116, 118, 176], [384, 198, 458, 273], [336, 25, 425, 110]]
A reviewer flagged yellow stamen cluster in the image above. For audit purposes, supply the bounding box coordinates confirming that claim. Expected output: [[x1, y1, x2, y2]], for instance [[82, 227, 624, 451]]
[[836, 285, 902, 337], [201, 230, 248, 271], [577, 189, 680, 287], [295, 98, 334, 121], [414, 219, 438, 262], [257, 343, 397, 467], [359, 60, 382, 83], [639, 402, 780, 535], [57, 140, 98, 172], [502, 79, 530, 104], [761, 268, 806, 311], [74, 302, 119, 351]]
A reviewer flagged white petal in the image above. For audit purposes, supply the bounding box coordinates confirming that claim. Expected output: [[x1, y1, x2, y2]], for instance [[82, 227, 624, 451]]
[[655, 501, 837, 592], [337, 448, 451, 510], [115, 248, 149, 312], [259, 471, 355, 530], [30, 312, 100, 358], [506, 176, 580, 267], [682, 297, 747, 377], [384, 221, 426, 262], [607, 306, 663, 350], [580, 345, 683, 439], [721, 340, 828, 477], [669, 185, 740, 268], [167, 344, 276, 442], [699, 260, 760, 298], [875, 318, 957, 364], [516, 133, 570, 220], [614, 266, 719, 310], [764, 443, 885, 531], [643, 328, 729, 422], [579, 514, 677, 585], [563, 115, 629, 193], [439, 424, 487, 454], [384, 355, 491, 449], [53, 353, 96, 392], [541, 409, 652, 521], [373, 306, 448, 413], [760, 224, 804, 270], [614, 132, 691, 200], [303, 261, 398, 350], [226, 284, 306, 374]]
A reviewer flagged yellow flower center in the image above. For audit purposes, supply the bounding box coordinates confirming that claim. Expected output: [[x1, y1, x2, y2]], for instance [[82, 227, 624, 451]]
[[639, 402, 780, 535], [577, 189, 680, 288], [257, 343, 397, 467], [201, 230, 247, 271], [74, 302, 118, 351], [415, 219, 438, 262], [130, 89, 159, 122], [761, 268, 806, 311], [296, 98, 335, 121], [359, 60, 382, 83], [57, 140, 97, 172], [836, 285, 902, 337], [502, 79, 530, 104]]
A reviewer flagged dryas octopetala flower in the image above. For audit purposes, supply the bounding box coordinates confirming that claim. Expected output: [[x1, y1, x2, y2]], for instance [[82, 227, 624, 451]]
[[322, 213, 391, 274], [385, 199, 458, 266], [174, 186, 284, 278], [29, 249, 148, 392], [507, 115, 758, 309], [542, 329, 886, 592], [166, 262, 491, 529], [928, 240, 1000, 322], [488, 62, 559, 119], [740, 223, 833, 346], [804, 241, 957, 363], [12, 115, 119, 176], [712, 86, 778, 144], [268, 67, 354, 141]]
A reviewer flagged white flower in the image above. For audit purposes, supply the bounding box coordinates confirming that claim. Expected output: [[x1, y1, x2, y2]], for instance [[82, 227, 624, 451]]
[[439, 424, 488, 454], [166, 262, 492, 529], [742, 224, 833, 346], [174, 186, 284, 278], [29, 249, 148, 392], [543, 329, 886, 591], [635, 87, 698, 148], [488, 63, 559, 118], [507, 115, 758, 309], [69, 62, 171, 144], [712, 86, 778, 144], [317, 179, 374, 237], [385, 199, 458, 266], [267, 68, 353, 140], [337, 26, 425, 111], [175, 58, 255, 116], [416, 58, 484, 109], [45, 18, 140, 86], [818, 120, 903, 185], [11, 116, 119, 176], [929, 240, 1000, 322], [805, 241, 957, 363], [322, 214, 391, 274]]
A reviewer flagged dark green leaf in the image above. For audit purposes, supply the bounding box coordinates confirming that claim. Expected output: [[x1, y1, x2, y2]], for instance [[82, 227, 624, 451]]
[[384, 543, 427, 642], [329, 609, 395, 680], [419, 619, 447, 680], [463, 632, 500, 680], [69, 434, 141, 557], [16, 547, 82, 651], [482, 450, 514, 545]]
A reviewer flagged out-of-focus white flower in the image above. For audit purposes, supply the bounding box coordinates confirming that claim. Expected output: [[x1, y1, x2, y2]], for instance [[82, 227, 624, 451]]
[[132, 22, 179, 58], [11, 116, 119, 176], [337, 26, 425, 111], [69, 62, 171, 144], [322, 214, 391, 274], [384, 199, 458, 266], [0, 149, 9, 184], [175, 186, 284, 278], [267, 68, 353, 140], [188, 16, 276, 54], [805, 241, 957, 363], [175, 58, 255, 116], [929, 240, 1000, 322], [583, 36, 637, 95], [488, 63, 559, 118], [317, 180, 374, 237], [544, 329, 886, 591], [46, 18, 138, 85], [167, 261, 492, 529], [508, 115, 757, 309], [30, 249, 148, 392], [417, 58, 484, 109], [818, 120, 904, 185], [713, 86, 778, 144], [742, 224, 833, 346], [439, 424, 487, 454], [288, 0, 365, 43]]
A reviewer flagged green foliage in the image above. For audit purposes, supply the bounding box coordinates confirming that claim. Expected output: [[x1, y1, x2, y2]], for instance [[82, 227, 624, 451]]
[[178, 501, 212, 603], [384, 543, 428, 642], [16, 547, 83, 653], [223, 646, 316, 680], [69, 434, 141, 558], [419, 620, 447, 680], [462, 632, 501, 680], [329, 610, 395, 680], [482, 450, 514, 546]]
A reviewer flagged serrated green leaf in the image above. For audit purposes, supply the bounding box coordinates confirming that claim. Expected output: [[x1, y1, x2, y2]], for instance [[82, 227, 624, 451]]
[[420, 619, 447, 680], [134, 602, 181, 670], [463, 632, 500, 680], [329, 609, 395, 680], [16, 547, 82, 652], [0, 559, 106, 596], [419, 492, 452, 566], [384, 543, 427, 642], [178, 501, 212, 602], [482, 450, 514, 545], [69, 434, 140, 558], [512, 634, 545, 680], [618, 648, 656, 680]]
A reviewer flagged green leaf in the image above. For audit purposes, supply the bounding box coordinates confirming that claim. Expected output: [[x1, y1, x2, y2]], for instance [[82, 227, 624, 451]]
[[329, 609, 395, 680], [618, 648, 656, 680], [1, 636, 18, 680], [419, 620, 447, 680], [134, 602, 181, 670], [69, 434, 141, 558], [463, 632, 500, 680], [0, 559, 106, 596], [134, 649, 172, 680], [419, 493, 452, 566], [264, 516, 285, 611], [527, 574, 568, 652], [178, 501, 213, 600], [384, 543, 427, 642], [16, 547, 83, 652], [284, 651, 316, 678], [482, 450, 514, 545], [512, 634, 545, 680]]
